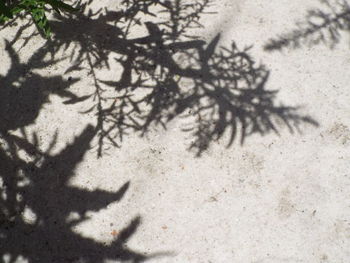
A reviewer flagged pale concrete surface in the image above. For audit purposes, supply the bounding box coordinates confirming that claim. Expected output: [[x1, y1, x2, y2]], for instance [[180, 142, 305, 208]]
[[0, 0, 349, 262]]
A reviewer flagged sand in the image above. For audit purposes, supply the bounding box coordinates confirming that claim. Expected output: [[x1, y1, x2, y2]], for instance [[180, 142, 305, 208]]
[[0, 0, 349, 262]]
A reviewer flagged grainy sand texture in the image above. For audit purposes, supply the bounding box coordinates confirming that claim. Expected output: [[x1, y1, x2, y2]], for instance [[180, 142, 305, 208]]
[[0, 0, 349, 262]]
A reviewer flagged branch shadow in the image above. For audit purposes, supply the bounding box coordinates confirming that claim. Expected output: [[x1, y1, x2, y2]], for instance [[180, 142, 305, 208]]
[[264, 0, 350, 51], [10, 0, 316, 157], [0, 39, 167, 262], [0, 0, 320, 261]]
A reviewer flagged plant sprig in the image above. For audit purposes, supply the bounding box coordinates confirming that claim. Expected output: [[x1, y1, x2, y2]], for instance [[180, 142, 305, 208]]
[[0, 0, 79, 38]]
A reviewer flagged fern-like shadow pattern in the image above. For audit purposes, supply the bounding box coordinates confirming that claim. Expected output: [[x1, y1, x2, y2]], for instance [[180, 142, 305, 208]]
[[264, 0, 350, 51], [11, 0, 317, 156], [0, 1, 319, 261], [0, 37, 166, 263]]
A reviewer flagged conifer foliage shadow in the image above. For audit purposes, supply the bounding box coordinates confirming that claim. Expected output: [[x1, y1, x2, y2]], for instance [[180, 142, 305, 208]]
[[264, 0, 350, 51], [0, 42, 165, 262], [0, 1, 320, 262], [11, 0, 317, 157]]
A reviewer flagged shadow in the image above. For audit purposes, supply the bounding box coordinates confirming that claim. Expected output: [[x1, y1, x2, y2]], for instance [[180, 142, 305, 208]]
[[264, 0, 350, 51], [0, 1, 319, 261], [0, 128, 162, 262], [0, 41, 80, 132], [0, 40, 166, 262], [11, 0, 315, 157]]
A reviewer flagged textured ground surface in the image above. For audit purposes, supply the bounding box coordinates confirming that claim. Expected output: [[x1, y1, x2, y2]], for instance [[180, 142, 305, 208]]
[[0, 0, 349, 262]]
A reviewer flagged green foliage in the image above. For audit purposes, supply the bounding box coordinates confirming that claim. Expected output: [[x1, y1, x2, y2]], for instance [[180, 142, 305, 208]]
[[0, 0, 78, 37]]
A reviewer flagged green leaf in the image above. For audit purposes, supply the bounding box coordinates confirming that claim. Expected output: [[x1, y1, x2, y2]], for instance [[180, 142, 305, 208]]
[[0, 0, 80, 38], [30, 6, 51, 38]]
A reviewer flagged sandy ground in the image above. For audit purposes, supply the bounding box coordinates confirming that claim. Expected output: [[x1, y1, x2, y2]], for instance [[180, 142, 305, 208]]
[[0, 0, 349, 262]]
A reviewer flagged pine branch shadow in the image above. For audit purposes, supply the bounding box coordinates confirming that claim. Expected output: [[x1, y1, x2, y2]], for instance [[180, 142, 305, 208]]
[[0, 0, 320, 261], [0, 32, 168, 262], [0, 126, 166, 262], [7, 0, 317, 157], [264, 0, 350, 51]]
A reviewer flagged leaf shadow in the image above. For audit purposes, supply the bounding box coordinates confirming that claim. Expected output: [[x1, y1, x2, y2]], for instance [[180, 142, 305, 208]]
[[8, 0, 318, 157], [0, 36, 168, 262], [264, 0, 350, 51], [0, 0, 321, 261]]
